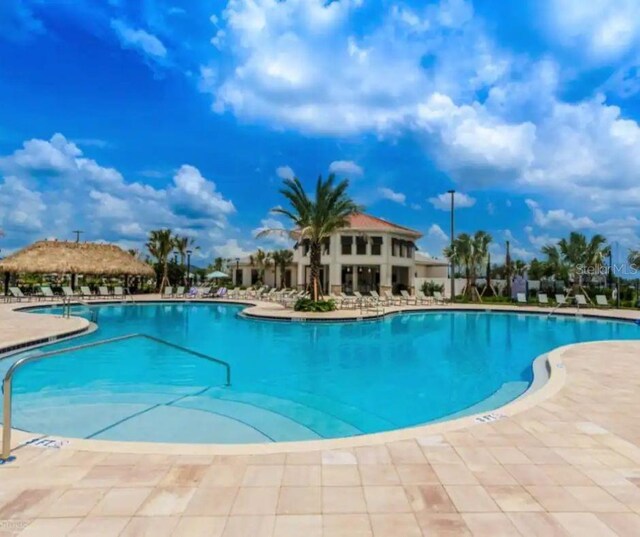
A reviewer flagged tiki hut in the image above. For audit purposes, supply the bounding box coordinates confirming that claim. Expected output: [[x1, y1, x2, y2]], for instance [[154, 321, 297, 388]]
[[0, 240, 154, 277]]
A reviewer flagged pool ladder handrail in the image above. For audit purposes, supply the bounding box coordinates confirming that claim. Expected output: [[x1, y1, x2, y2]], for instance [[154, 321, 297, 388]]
[[62, 297, 99, 323], [1, 333, 231, 461]]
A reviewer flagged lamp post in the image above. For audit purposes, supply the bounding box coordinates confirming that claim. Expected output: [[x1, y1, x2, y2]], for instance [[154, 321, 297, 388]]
[[235, 257, 240, 286], [186, 250, 192, 287], [447, 189, 455, 302]]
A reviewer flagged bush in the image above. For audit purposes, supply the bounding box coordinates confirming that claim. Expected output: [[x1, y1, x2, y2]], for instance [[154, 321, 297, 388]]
[[421, 280, 444, 296], [293, 298, 337, 312]]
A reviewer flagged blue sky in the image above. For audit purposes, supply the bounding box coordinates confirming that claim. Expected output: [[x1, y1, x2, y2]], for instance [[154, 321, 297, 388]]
[[1, 0, 639, 266]]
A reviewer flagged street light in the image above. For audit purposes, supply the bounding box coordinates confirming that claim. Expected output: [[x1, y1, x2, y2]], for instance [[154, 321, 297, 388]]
[[447, 189, 455, 302], [235, 257, 240, 286], [186, 250, 192, 287]]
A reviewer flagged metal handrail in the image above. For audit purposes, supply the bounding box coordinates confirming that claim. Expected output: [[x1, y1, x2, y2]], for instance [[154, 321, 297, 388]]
[[1, 333, 231, 461]]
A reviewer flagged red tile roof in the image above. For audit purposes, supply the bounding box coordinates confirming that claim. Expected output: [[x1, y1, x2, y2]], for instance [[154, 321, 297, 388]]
[[346, 213, 422, 237]]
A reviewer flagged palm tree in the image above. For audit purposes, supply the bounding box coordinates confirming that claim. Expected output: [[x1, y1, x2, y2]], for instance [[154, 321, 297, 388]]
[[146, 229, 174, 291], [174, 235, 200, 284], [558, 232, 608, 288], [629, 249, 640, 268], [211, 257, 225, 272], [249, 249, 271, 286], [271, 249, 294, 288], [443, 231, 492, 301], [258, 174, 361, 301]]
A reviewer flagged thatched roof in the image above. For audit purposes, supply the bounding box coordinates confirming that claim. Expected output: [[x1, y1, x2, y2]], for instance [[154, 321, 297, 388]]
[[0, 240, 155, 276]]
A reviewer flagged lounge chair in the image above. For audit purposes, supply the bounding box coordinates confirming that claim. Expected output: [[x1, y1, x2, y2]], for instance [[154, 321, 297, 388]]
[[516, 292, 527, 305], [215, 287, 228, 298], [575, 294, 588, 307], [162, 286, 173, 298], [415, 291, 432, 305], [370, 290, 387, 306], [400, 290, 417, 305], [433, 291, 446, 305], [113, 286, 125, 299], [340, 292, 358, 309], [384, 290, 401, 306], [555, 294, 568, 307], [38, 285, 56, 301], [80, 286, 94, 299], [61, 286, 76, 298], [174, 286, 185, 298], [9, 287, 27, 302], [538, 293, 549, 306], [98, 286, 111, 298], [329, 294, 344, 308], [595, 295, 610, 308]]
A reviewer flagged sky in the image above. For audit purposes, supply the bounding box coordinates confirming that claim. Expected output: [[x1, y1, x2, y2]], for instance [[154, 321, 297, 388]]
[[1, 0, 639, 267]]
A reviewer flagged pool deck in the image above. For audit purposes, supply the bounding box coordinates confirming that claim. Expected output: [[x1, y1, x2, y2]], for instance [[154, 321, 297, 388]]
[[1, 297, 640, 536]]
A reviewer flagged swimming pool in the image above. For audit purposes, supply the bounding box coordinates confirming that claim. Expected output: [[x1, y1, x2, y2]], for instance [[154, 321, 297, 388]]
[[1, 303, 638, 444]]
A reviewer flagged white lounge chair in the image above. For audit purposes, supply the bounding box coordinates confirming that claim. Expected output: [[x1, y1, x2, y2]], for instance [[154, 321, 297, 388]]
[[415, 291, 432, 305], [575, 294, 588, 307], [555, 294, 568, 306], [595, 295, 610, 308], [433, 291, 446, 305], [384, 290, 401, 306], [39, 286, 56, 301], [80, 286, 94, 299], [340, 292, 358, 309], [61, 286, 76, 298], [162, 286, 173, 298], [9, 287, 27, 302], [370, 290, 387, 306], [538, 293, 549, 306], [98, 286, 111, 298], [113, 286, 125, 299], [516, 292, 527, 305], [400, 290, 417, 305], [174, 286, 185, 298]]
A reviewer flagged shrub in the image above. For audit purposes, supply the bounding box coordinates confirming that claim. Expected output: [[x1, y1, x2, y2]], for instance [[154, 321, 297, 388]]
[[293, 298, 337, 312], [421, 280, 444, 296]]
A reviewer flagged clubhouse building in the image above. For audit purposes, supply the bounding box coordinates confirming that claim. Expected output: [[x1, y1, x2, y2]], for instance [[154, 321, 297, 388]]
[[232, 213, 449, 295]]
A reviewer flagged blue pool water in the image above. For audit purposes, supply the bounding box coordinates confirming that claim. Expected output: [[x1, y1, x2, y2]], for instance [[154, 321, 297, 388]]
[[1, 303, 638, 444]]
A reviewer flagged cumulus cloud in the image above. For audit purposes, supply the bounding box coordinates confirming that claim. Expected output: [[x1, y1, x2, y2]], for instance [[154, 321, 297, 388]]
[[252, 216, 291, 247], [525, 199, 595, 229], [0, 134, 236, 256], [427, 223, 449, 242], [542, 0, 640, 63], [329, 160, 363, 177], [428, 191, 476, 210], [275, 166, 295, 180], [211, 239, 253, 259], [111, 19, 167, 60], [378, 187, 406, 205]]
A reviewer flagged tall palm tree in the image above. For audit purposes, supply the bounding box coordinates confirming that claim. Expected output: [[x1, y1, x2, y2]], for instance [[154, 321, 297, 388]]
[[174, 235, 200, 284], [258, 174, 361, 301], [271, 249, 294, 288], [146, 229, 174, 291]]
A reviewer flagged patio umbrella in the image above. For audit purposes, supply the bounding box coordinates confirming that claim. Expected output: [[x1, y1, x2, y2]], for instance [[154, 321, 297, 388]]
[[207, 271, 230, 280]]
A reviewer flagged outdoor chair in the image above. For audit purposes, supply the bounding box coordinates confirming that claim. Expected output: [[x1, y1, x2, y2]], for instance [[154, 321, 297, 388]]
[[384, 290, 401, 306], [38, 286, 56, 301], [174, 286, 185, 298], [9, 287, 28, 302], [516, 292, 527, 305], [98, 286, 111, 298], [400, 290, 417, 305], [595, 295, 611, 308], [555, 294, 568, 306], [575, 294, 588, 307], [80, 286, 94, 299], [415, 291, 432, 305], [433, 291, 446, 305], [162, 286, 173, 298], [538, 293, 549, 306]]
